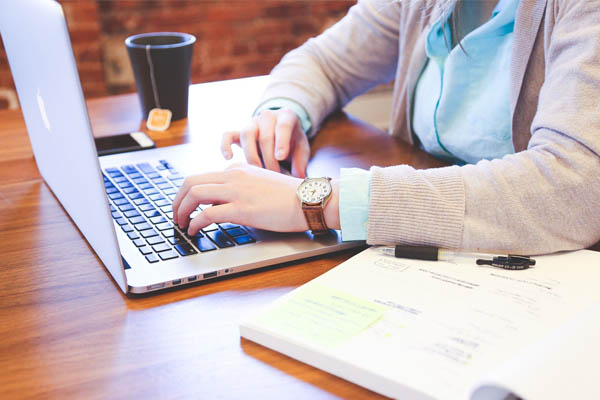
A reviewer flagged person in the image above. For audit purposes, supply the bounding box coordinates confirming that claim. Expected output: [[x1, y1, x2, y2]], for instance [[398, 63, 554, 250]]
[[173, 0, 600, 255]]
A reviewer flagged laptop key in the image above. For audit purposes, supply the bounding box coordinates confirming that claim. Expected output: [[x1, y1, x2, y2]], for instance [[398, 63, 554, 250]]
[[139, 183, 153, 190], [118, 204, 135, 212], [139, 204, 155, 212], [140, 229, 158, 238], [146, 236, 165, 245], [218, 222, 239, 230], [206, 230, 235, 248], [226, 227, 247, 237], [113, 198, 129, 206], [155, 199, 170, 207], [201, 223, 219, 232], [123, 187, 138, 194], [167, 173, 183, 181], [152, 243, 172, 253], [160, 205, 172, 213], [128, 192, 143, 200], [167, 237, 184, 245], [145, 210, 162, 218], [150, 216, 167, 224], [108, 192, 124, 200], [152, 242, 171, 253], [111, 211, 121, 219], [124, 210, 141, 218], [163, 228, 183, 238], [175, 243, 197, 256], [233, 235, 255, 245], [145, 253, 159, 263], [134, 198, 149, 206], [149, 194, 165, 201], [158, 250, 178, 260], [122, 165, 137, 174], [129, 216, 146, 225], [106, 187, 118, 194], [117, 181, 132, 188], [121, 224, 134, 233], [136, 163, 155, 173], [189, 236, 216, 252], [139, 246, 153, 255], [127, 231, 140, 240], [133, 239, 146, 247], [115, 217, 127, 226], [134, 222, 152, 231], [156, 222, 174, 231]]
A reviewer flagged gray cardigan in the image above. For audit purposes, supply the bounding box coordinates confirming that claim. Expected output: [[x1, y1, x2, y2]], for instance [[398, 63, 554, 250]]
[[260, 0, 600, 254]]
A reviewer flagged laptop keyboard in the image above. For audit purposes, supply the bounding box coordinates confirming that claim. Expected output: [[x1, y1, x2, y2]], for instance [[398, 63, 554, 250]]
[[103, 160, 255, 264]]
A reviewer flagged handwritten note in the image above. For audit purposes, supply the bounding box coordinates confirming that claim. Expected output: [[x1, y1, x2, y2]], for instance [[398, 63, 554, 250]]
[[256, 283, 385, 347]]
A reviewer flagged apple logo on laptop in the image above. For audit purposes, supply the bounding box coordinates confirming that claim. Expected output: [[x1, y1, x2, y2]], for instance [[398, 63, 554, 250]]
[[37, 89, 51, 133]]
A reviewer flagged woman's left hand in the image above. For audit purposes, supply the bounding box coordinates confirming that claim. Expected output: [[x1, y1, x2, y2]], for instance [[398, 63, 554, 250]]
[[172, 164, 313, 236]]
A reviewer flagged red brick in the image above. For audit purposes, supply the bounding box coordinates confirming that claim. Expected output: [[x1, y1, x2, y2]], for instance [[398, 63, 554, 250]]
[[310, 0, 355, 14], [73, 43, 102, 63], [202, 3, 264, 23], [263, 2, 310, 19], [291, 20, 320, 36]]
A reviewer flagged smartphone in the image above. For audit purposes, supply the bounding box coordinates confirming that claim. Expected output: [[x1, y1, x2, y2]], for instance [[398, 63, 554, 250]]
[[94, 131, 156, 156]]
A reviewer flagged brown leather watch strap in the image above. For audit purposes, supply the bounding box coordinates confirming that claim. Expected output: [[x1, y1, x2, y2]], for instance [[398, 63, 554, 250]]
[[302, 203, 329, 235]]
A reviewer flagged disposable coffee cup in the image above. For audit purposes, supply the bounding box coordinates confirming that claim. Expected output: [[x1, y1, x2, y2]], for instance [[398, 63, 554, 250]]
[[125, 32, 196, 122]]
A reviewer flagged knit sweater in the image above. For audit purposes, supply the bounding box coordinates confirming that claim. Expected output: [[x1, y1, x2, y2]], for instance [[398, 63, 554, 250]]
[[259, 0, 600, 254]]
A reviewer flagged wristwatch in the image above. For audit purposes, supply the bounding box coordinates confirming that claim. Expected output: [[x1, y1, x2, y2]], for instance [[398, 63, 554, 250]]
[[297, 177, 332, 236]]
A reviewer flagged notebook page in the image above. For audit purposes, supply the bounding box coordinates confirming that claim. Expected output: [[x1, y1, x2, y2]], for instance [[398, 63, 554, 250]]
[[471, 300, 600, 400], [241, 248, 600, 399]]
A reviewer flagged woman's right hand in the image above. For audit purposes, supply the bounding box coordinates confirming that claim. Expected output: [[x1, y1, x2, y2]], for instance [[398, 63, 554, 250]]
[[221, 108, 310, 178]]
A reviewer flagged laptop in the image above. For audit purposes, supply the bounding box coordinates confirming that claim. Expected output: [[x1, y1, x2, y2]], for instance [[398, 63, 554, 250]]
[[0, 0, 361, 294]]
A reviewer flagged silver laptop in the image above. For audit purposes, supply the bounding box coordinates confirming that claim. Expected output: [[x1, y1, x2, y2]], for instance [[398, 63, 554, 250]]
[[0, 0, 360, 294]]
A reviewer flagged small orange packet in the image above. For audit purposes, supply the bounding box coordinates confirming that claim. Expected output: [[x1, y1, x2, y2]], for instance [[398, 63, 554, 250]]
[[146, 108, 172, 131]]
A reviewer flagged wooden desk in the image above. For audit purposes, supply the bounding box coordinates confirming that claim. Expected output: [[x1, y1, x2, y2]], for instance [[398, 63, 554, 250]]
[[0, 75, 568, 399]]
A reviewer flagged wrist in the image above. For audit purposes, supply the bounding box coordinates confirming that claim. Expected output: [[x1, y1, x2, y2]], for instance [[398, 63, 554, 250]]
[[324, 180, 340, 230]]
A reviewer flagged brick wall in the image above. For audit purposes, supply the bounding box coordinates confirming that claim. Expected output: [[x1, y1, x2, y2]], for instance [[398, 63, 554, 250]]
[[0, 0, 355, 109]]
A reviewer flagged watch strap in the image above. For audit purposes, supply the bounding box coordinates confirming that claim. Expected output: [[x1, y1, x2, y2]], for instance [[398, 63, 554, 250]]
[[302, 203, 329, 235]]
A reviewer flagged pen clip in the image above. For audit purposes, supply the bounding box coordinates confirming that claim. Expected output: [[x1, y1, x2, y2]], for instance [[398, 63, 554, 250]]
[[476, 255, 536, 270]]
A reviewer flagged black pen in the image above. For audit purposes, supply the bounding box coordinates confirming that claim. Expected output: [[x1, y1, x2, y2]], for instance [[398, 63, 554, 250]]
[[379, 245, 535, 270]]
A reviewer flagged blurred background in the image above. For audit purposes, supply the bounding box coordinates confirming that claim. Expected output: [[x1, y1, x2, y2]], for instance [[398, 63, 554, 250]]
[[0, 0, 392, 129], [0, 0, 354, 107]]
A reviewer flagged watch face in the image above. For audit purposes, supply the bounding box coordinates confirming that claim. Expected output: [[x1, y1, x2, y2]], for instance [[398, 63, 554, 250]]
[[298, 178, 331, 204]]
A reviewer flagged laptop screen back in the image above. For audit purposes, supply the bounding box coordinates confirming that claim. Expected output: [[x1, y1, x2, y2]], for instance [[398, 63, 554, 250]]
[[0, 0, 127, 291]]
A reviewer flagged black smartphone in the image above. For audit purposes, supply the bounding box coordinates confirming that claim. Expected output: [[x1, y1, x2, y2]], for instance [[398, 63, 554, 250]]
[[94, 131, 156, 156]]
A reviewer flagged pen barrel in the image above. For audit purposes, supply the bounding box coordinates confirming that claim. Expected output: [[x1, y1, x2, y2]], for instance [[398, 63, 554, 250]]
[[394, 245, 439, 261]]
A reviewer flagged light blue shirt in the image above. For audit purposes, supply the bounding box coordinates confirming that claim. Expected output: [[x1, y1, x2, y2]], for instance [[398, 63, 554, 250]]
[[339, 0, 519, 241], [412, 0, 518, 164]]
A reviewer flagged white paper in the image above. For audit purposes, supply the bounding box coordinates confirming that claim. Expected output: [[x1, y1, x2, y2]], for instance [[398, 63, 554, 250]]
[[241, 248, 600, 400]]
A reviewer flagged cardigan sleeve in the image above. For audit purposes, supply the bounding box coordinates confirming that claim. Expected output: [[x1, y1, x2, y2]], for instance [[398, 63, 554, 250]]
[[367, 0, 600, 254], [258, 0, 401, 137]]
